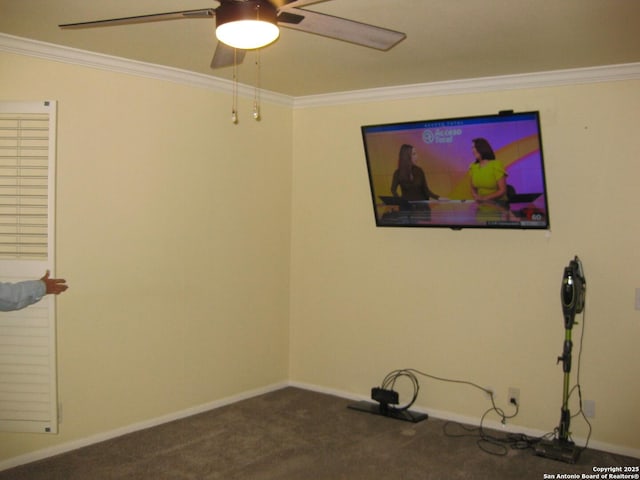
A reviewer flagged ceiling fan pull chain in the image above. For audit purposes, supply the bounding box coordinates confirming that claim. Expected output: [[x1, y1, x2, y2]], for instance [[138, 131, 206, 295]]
[[253, 50, 261, 121], [232, 48, 239, 124]]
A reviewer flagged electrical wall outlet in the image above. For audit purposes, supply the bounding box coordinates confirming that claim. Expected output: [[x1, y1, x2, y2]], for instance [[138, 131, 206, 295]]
[[583, 399, 596, 418], [508, 387, 520, 406]]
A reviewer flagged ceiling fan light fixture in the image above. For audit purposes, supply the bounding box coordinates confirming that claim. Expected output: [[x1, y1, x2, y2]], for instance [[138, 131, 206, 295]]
[[216, 1, 279, 50]]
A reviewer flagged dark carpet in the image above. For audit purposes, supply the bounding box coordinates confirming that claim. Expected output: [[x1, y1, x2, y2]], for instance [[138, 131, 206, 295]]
[[1, 387, 637, 479]]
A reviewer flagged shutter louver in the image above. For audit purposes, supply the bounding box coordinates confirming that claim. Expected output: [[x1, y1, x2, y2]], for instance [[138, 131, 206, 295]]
[[0, 112, 49, 259]]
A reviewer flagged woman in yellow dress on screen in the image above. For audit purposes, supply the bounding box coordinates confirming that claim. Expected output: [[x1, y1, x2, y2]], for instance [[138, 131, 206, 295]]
[[391, 144, 441, 208], [468, 138, 514, 223], [469, 138, 508, 203]]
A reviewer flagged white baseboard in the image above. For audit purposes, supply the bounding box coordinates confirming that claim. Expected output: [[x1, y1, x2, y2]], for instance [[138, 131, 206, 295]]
[[288, 380, 640, 460], [2, 380, 637, 472], [0, 381, 287, 472]]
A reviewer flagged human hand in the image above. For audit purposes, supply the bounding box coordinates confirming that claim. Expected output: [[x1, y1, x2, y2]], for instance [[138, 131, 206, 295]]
[[40, 270, 69, 295]]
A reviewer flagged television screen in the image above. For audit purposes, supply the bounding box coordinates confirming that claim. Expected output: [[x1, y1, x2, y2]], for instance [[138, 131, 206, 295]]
[[361, 111, 550, 230]]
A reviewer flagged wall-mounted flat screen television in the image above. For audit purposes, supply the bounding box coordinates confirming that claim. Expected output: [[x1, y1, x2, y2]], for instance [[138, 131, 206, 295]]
[[361, 111, 550, 230]]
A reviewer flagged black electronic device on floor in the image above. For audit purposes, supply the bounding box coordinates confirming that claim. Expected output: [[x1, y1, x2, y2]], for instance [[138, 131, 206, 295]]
[[348, 387, 428, 423]]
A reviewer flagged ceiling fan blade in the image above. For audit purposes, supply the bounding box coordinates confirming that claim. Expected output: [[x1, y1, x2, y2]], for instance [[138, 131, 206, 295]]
[[276, 0, 331, 10], [59, 9, 215, 29], [211, 43, 247, 69], [269, 0, 298, 8], [278, 8, 406, 51]]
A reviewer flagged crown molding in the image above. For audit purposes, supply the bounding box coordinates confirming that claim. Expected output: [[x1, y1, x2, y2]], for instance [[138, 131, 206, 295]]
[[292, 62, 640, 108], [2, 33, 639, 109], [0, 33, 294, 107]]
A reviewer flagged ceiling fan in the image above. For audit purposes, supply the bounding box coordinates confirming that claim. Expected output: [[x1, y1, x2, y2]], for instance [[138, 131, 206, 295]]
[[58, 0, 407, 70]]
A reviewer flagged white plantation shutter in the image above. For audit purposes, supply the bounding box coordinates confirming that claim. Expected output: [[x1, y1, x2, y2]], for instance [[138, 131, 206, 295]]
[[0, 101, 58, 433]]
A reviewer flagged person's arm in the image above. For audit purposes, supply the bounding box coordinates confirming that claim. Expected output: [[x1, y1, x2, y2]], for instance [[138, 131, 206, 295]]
[[469, 166, 480, 200], [414, 168, 439, 200], [423, 177, 440, 200], [391, 170, 400, 197], [0, 271, 68, 312], [476, 176, 507, 202], [0, 280, 46, 311], [40, 270, 68, 295]]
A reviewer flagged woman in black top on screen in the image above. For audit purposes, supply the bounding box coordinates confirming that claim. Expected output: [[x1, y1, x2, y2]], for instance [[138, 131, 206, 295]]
[[391, 144, 440, 208]]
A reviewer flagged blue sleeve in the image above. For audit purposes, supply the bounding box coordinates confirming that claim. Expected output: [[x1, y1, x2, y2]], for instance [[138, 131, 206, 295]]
[[0, 280, 46, 312]]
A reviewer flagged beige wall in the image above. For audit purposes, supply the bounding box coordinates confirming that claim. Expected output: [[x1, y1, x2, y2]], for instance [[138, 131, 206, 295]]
[[0, 51, 292, 460], [289, 80, 640, 454], [1, 47, 639, 463]]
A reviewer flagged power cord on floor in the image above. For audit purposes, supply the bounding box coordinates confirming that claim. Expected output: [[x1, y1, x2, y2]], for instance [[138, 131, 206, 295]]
[[378, 368, 542, 456], [443, 405, 542, 456], [377, 304, 592, 458]]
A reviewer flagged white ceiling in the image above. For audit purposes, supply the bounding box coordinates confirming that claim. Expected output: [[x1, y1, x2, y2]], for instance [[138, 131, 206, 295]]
[[1, 0, 639, 97]]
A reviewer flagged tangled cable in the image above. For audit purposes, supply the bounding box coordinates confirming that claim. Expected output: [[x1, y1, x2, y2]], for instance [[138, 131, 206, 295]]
[[380, 368, 494, 411], [376, 302, 593, 458], [378, 368, 539, 456]]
